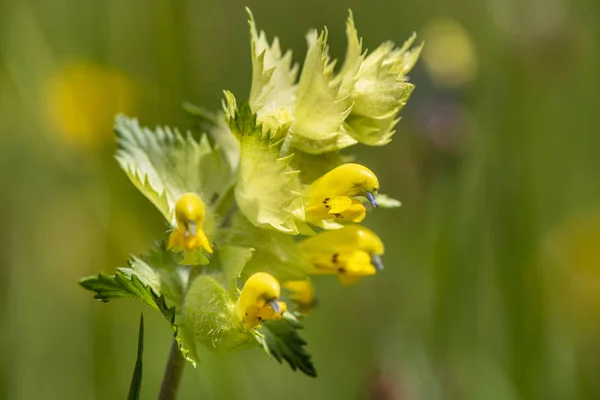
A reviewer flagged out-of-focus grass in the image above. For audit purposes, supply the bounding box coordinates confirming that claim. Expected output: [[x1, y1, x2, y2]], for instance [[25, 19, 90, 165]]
[[1, 0, 599, 399]]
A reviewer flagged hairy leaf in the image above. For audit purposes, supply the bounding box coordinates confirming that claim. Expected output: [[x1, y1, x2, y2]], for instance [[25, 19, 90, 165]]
[[291, 28, 357, 154], [114, 115, 231, 225], [345, 30, 422, 146], [80, 256, 198, 366], [256, 313, 316, 377], [247, 7, 297, 128], [225, 95, 309, 235]]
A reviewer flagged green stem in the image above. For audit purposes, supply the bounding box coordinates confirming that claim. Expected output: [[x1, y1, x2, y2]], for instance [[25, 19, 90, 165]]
[[158, 339, 185, 400]]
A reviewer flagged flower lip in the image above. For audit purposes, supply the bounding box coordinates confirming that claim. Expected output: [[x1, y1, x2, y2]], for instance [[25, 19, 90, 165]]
[[366, 192, 378, 208]]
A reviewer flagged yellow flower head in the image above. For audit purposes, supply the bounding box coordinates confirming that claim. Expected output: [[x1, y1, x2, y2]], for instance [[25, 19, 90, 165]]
[[46, 61, 134, 148], [305, 163, 379, 223], [167, 193, 213, 254], [236, 272, 287, 329], [299, 224, 384, 284], [284, 279, 318, 314]]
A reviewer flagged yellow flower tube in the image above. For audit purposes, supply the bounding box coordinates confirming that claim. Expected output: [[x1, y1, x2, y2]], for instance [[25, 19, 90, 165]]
[[305, 163, 379, 223], [299, 224, 384, 284], [236, 272, 287, 329]]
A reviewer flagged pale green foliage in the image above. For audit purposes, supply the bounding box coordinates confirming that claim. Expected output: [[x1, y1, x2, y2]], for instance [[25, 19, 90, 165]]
[[115, 115, 230, 226], [226, 214, 315, 282], [345, 34, 422, 145], [247, 8, 297, 137], [225, 93, 311, 235], [81, 8, 418, 379], [214, 245, 255, 293], [245, 11, 421, 154], [290, 29, 356, 153], [182, 102, 240, 171]]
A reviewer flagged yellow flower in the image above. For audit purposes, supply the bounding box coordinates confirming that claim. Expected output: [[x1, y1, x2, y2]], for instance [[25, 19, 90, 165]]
[[305, 163, 380, 223], [284, 280, 317, 314], [45, 60, 134, 148], [236, 272, 287, 329], [167, 193, 213, 254], [299, 224, 384, 284]]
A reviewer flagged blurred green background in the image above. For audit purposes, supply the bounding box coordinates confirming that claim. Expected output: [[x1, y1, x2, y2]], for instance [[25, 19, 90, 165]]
[[1, 0, 600, 399]]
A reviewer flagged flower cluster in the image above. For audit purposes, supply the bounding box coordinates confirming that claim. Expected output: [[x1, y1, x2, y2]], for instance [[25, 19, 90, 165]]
[[81, 9, 420, 376]]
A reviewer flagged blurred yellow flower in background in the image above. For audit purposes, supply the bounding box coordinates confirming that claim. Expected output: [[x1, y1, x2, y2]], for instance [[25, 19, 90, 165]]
[[421, 17, 478, 88], [45, 60, 134, 148], [543, 208, 600, 334]]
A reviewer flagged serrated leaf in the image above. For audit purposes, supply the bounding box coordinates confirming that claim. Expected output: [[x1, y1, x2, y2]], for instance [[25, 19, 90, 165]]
[[344, 29, 422, 146], [127, 314, 144, 400], [80, 257, 198, 366], [331, 10, 364, 90], [228, 213, 315, 282], [182, 102, 241, 172], [247, 8, 297, 119], [114, 115, 231, 226], [256, 313, 316, 377], [225, 97, 309, 235]]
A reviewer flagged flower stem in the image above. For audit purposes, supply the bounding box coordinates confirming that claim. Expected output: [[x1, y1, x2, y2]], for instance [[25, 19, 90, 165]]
[[158, 339, 185, 400]]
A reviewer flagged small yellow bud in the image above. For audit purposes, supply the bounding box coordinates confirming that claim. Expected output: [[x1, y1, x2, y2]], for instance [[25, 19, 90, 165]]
[[167, 193, 213, 254], [236, 272, 287, 329], [305, 164, 379, 223], [284, 280, 317, 314], [299, 224, 384, 284]]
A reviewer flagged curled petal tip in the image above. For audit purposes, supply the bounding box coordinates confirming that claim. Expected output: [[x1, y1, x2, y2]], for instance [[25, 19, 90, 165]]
[[366, 192, 378, 208]]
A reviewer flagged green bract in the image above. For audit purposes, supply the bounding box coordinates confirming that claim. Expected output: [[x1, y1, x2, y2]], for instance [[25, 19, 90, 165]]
[[246, 8, 420, 154], [80, 8, 420, 379]]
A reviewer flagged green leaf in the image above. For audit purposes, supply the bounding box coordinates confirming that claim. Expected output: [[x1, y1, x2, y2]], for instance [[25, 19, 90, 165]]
[[114, 115, 231, 226], [218, 245, 255, 293], [285, 148, 348, 185], [224, 96, 310, 235], [127, 314, 144, 400], [228, 213, 315, 282], [256, 313, 317, 377], [182, 102, 240, 172], [80, 256, 199, 366]]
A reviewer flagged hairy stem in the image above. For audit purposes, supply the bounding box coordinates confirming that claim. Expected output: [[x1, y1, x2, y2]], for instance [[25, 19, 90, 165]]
[[158, 339, 185, 400]]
